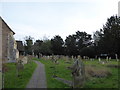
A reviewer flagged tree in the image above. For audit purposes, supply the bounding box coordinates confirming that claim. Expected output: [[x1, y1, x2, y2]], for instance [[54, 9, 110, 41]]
[[24, 36, 34, 55], [65, 35, 78, 56], [40, 40, 52, 55], [33, 40, 43, 57], [93, 30, 103, 55], [51, 35, 64, 55], [93, 30, 102, 46], [75, 31, 92, 53], [65, 31, 92, 56], [97, 15, 120, 58], [80, 46, 95, 58]]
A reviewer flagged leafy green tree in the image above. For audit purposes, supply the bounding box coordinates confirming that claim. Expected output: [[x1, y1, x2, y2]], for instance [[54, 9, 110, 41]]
[[40, 40, 52, 55], [65, 35, 78, 56], [65, 31, 92, 56], [24, 36, 33, 55], [75, 31, 92, 52], [51, 35, 64, 55], [96, 15, 120, 58], [80, 46, 95, 58], [93, 30, 103, 55], [33, 40, 43, 57]]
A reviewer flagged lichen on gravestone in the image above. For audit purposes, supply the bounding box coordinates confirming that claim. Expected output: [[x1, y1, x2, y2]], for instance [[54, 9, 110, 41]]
[[16, 60, 24, 77], [71, 58, 85, 88]]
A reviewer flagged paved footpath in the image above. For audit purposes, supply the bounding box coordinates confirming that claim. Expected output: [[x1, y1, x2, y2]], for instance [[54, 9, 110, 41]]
[[26, 60, 47, 88]]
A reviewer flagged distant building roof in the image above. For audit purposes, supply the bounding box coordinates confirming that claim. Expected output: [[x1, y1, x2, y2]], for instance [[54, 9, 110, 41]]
[[0, 16, 15, 34], [16, 41, 24, 52]]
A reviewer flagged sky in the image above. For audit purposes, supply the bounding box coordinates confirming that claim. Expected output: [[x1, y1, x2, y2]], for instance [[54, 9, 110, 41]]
[[0, 0, 119, 41]]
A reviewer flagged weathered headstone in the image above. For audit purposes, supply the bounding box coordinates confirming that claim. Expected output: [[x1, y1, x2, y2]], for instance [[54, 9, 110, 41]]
[[71, 59, 85, 88], [35, 55, 38, 58], [83, 56, 86, 60], [109, 57, 111, 60], [101, 61, 105, 64], [22, 56, 28, 65], [77, 55, 81, 60], [98, 57, 101, 62], [16, 60, 24, 77], [91, 59, 94, 61], [115, 54, 119, 61], [32, 50, 34, 57], [106, 56, 108, 62], [72, 56, 74, 60], [39, 53, 42, 59]]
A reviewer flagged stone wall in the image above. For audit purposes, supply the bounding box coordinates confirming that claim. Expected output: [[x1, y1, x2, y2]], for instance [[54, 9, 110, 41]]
[[2, 18, 16, 63], [0, 18, 2, 67], [0, 18, 2, 89]]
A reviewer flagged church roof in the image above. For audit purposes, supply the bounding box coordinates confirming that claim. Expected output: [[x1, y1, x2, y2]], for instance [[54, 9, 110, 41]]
[[0, 16, 15, 34]]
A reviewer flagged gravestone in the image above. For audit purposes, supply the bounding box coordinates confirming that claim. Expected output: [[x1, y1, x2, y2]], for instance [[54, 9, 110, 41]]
[[51, 55, 54, 62], [16, 60, 24, 77], [35, 55, 38, 58], [115, 54, 119, 61], [90, 59, 94, 61], [101, 61, 105, 64], [71, 59, 85, 88], [98, 57, 101, 62], [39, 53, 42, 59], [77, 55, 81, 60], [72, 56, 74, 60], [22, 56, 28, 65], [106, 56, 108, 62], [83, 56, 86, 60], [109, 57, 111, 60], [55, 56, 59, 64]]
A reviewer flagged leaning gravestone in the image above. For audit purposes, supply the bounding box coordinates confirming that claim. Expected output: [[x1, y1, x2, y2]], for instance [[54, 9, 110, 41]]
[[71, 59, 85, 88]]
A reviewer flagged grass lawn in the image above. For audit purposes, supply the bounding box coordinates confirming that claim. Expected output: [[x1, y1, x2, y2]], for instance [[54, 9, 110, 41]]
[[0, 72, 2, 89], [83, 59, 119, 88], [33, 58, 119, 88], [33, 58, 72, 88], [4, 61, 37, 88]]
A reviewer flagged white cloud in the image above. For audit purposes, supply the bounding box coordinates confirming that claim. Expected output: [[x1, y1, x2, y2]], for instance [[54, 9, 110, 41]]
[[1, 0, 119, 41]]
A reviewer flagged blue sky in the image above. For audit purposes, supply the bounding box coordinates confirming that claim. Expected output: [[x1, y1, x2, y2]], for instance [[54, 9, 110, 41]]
[[0, 0, 119, 41]]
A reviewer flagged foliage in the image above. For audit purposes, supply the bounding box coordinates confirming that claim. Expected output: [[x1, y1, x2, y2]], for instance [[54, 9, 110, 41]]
[[51, 35, 64, 55], [80, 46, 95, 58], [24, 36, 34, 55], [65, 35, 78, 56], [65, 31, 92, 56], [95, 15, 120, 58], [33, 40, 43, 57], [40, 40, 52, 55]]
